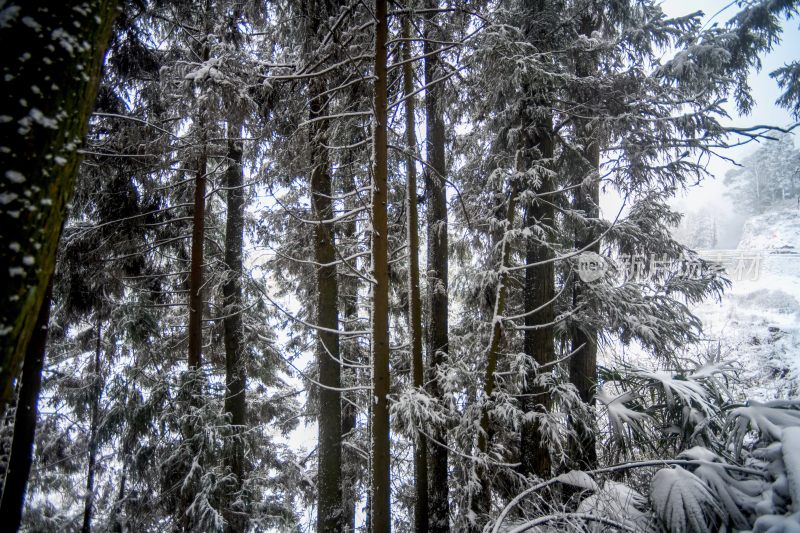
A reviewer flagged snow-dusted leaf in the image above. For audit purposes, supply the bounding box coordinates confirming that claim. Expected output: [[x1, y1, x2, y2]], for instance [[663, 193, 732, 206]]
[[782, 427, 800, 509], [677, 445, 721, 463], [650, 467, 722, 533], [389, 388, 447, 435], [728, 401, 800, 457], [633, 369, 714, 414], [677, 445, 765, 529], [687, 361, 736, 381], [555, 470, 598, 491], [577, 480, 650, 532], [597, 385, 649, 446], [752, 512, 800, 532]]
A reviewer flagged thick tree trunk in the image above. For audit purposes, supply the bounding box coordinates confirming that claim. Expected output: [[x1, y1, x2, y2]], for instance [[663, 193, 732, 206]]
[[300, 3, 344, 529], [423, 4, 450, 531], [310, 74, 344, 532], [403, 15, 429, 533], [82, 316, 103, 533], [0, 282, 52, 532], [569, 14, 600, 470], [0, 0, 118, 413], [370, 0, 391, 530], [223, 121, 247, 533], [520, 123, 555, 479]]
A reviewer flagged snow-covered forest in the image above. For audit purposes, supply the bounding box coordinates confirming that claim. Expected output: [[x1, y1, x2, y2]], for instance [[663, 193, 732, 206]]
[[1, 0, 799, 531]]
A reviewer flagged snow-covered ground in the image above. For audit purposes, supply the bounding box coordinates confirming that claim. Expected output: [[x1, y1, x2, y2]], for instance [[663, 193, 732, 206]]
[[693, 204, 800, 400]]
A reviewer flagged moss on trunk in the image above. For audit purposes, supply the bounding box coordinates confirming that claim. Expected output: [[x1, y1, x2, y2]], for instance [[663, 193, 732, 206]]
[[0, 1, 118, 411]]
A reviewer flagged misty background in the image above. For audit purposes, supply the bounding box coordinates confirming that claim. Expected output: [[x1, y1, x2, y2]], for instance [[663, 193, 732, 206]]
[[600, 0, 800, 250]]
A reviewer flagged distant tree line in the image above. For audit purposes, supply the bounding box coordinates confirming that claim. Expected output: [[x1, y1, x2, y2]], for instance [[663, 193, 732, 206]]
[[725, 132, 800, 214]]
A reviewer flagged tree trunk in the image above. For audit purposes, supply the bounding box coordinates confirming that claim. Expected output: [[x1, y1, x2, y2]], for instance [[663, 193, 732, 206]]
[[82, 316, 103, 533], [310, 74, 344, 533], [0, 0, 118, 413], [520, 123, 555, 479], [569, 142, 600, 471], [473, 181, 518, 523], [188, 136, 208, 370], [340, 163, 359, 533], [569, 14, 600, 470], [110, 451, 128, 533], [341, 302, 358, 533], [0, 282, 52, 532], [187, 5, 212, 373], [423, 4, 450, 530], [223, 120, 247, 533], [403, 14, 429, 533], [180, 15, 211, 529], [569, 139, 600, 470], [370, 0, 391, 530]]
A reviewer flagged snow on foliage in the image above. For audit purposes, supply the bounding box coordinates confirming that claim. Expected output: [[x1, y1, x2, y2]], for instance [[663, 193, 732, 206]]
[[783, 427, 800, 512], [596, 385, 650, 448], [650, 466, 723, 533], [577, 480, 651, 532], [554, 470, 599, 491], [728, 400, 800, 456]]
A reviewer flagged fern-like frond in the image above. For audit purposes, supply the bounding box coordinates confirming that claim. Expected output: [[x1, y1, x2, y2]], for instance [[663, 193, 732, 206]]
[[727, 401, 800, 458], [650, 466, 722, 533]]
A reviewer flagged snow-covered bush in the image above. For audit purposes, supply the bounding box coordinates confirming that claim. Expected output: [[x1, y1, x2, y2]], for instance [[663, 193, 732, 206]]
[[491, 386, 800, 532]]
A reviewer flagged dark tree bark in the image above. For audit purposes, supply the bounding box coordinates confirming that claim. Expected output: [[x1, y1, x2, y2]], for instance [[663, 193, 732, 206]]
[[403, 14, 429, 533], [188, 136, 208, 371], [423, 4, 450, 530], [303, 3, 344, 529], [520, 121, 555, 479], [0, 0, 118, 413], [82, 316, 103, 533], [0, 282, 52, 532], [222, 120, 247, 533], [569, 13, 601, 471], [180, 13, 211, 529], [187, 3, 212, 373], [515, 0, 558, 481], [310, 75, 344, 533], [370, 0, 391, 530]]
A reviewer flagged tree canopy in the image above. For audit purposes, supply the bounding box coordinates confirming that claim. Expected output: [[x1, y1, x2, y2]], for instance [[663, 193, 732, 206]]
[[1, 0, 799, 532]]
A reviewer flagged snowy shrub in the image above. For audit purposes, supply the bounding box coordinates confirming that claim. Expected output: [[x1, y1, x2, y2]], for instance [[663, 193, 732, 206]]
[[650, 401, 800, 532]]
